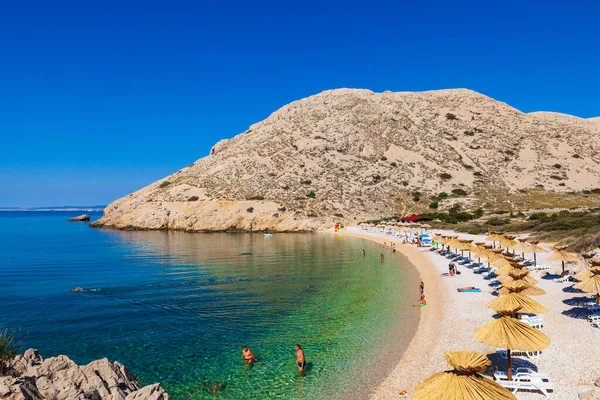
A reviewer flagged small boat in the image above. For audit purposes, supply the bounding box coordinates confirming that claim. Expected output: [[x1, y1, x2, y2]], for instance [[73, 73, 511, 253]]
[[264, 233, 274, 238]]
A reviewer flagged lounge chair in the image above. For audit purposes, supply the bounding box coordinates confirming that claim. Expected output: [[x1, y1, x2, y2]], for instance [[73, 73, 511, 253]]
[[496, 375, 555, 398], [528, 264, 550, 271], [496, 349, 542, 359], [588, 313, 600, 324], [553, 274, 572, 283], [521, 314, 544, 329]]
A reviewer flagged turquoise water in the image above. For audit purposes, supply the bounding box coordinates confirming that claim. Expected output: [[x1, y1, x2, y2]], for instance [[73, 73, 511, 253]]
[[0, 212, 420, 399]]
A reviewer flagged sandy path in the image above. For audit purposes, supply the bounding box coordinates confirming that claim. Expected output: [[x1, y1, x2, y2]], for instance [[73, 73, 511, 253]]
[[335, 227, 600, 400]]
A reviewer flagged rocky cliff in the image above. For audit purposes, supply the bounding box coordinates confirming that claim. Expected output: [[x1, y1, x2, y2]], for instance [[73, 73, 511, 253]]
[[91, 88, 600, 232], [0, 349, 168, 400]]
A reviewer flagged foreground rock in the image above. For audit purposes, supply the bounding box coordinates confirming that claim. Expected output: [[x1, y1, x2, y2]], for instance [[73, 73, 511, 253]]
[[91, 88, 600, 232], [68, 214, 91, 222], [0, 349, 168, 400]]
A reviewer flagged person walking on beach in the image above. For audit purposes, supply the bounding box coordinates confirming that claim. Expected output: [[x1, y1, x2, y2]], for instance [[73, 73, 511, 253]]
[[242, 346, 256, 363], [296, 344, 305, 373]]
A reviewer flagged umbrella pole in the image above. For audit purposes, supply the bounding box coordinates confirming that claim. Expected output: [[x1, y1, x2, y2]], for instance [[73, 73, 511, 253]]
[[534, 252, 537, 267], [508, 350, 512, 381], [562, 260, 565, 274]]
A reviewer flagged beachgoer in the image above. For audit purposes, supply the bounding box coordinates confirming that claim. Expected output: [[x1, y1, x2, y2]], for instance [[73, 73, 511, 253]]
[[380, 253, 385, 261], [242, 346, 255, 363], [306, 285, 310, 291], [296, 344, 305, 372], [420, 293, 427, 306]]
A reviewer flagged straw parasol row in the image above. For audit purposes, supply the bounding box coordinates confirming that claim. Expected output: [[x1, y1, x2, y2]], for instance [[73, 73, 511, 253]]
[[414, 352, 517, 400]]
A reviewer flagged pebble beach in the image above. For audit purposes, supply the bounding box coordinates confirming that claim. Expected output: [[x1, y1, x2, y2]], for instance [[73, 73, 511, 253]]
[[335, 227, 600, 400]]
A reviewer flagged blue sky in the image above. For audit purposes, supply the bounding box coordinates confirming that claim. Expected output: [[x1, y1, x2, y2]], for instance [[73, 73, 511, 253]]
[[1, 0, 599, 207]]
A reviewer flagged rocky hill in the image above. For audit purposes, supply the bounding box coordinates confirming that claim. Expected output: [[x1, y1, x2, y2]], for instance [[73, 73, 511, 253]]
[[91, 88, 600, 232]]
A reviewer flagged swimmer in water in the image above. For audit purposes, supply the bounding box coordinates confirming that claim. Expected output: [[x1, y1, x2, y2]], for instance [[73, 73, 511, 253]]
[[362, 249, 366, 257], [242, 346, 256, 363], [296, 344, 305, 373]]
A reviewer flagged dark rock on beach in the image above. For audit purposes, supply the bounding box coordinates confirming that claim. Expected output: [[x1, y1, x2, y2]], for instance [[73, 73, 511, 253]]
[[0, 349, 169, 400], [68, 214, 91, 222]]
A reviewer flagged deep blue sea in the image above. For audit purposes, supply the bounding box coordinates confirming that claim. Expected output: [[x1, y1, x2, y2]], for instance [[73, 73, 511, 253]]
[[0, 212, 419, 399]]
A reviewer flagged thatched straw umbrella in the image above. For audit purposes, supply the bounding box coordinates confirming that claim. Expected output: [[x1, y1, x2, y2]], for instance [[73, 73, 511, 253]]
[[474, 305, 551, 380], [574, 270, 600, 305], [486, 291, 548, 315], [498, 269, 539, 286], [574, 267, 600, 282], [526, 241, 547, 267], [549, 246, 580, 274], [497, 280, 546, 296], [486, 232, 504, 249], [413, 351, 517, 400], [511, 240, 530, 259]]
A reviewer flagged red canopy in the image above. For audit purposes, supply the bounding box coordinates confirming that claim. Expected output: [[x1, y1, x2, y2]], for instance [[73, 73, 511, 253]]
[[401, 216, 425, 222]]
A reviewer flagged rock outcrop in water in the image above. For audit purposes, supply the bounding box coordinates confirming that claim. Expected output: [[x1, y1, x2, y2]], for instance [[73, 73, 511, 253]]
[[91, 88, 600, 232], [0, 349, 169, 400], [68, 214, 91, 222]]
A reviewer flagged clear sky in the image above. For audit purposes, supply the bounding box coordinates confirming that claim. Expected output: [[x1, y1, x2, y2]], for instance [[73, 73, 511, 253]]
[[1, 0, 599, 207]]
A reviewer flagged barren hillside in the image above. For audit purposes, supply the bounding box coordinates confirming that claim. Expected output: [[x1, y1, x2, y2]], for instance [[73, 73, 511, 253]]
[[92, 88, 600, 232]]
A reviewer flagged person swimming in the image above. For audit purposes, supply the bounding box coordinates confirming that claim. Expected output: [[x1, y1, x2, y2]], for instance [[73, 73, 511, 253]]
[[296, 344, 305, 372], [242, 346, 256, 363]]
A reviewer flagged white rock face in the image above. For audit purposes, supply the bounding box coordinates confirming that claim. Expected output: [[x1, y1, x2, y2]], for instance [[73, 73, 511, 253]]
[[92, 88, 600, 232], [0, 349, 169, 400]]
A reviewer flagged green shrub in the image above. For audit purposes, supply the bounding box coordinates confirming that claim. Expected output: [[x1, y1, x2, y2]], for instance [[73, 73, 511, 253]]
[[158, 181, 171, 188], [429, 201, 439, 209], [451, 188, 468, 196], [553, 164, 562, 169], [247, 196, 265, 200], [440, 173, 452, 180], [474, 208, 484, 218], [188, 196, 199, 201], [300, 180, 312, 185], [550, 175, 563, 180], [438, 192, 448, 199], [246, 207, 254, 213], [413, 195, 421, 202], [591, 188, 600, 194], [334, 213, 344, 218], [306, 191, 316, 199], [487, 218, 509, 226], [473, 171, 483, 177], [446, 113, 457, 120], [0, 328, 17, 375]]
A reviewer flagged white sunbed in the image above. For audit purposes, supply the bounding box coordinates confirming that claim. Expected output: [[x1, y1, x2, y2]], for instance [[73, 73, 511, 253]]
[[496, 376, 555, 398], [588, 313, 600, 324], [553, 274, 572, 283], [528, 264, 550, 271], [496, 348, 542, 359], [521, 314, 544, 329]]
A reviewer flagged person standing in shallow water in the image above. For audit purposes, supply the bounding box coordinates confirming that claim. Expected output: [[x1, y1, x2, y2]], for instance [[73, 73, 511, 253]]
[[242, 346, 255, 363], [296, 344, 305, 373], [362, 249, 366, 257]]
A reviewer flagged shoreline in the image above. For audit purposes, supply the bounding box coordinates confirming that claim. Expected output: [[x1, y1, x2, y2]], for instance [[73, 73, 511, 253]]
[[336, 227, 600, 400], [332, 229, 446, 398]]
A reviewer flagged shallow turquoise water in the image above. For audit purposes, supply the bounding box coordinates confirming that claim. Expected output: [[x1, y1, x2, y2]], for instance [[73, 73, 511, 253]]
[[0, 212, 420, 399]]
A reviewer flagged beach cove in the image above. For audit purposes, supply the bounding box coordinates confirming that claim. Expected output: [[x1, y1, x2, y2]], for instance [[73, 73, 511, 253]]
[[336, 227, 600, 399], [0, 212, 421, 400]]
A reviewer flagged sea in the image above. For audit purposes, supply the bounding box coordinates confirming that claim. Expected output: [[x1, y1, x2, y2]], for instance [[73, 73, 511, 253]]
[[0, 211, 420, 399]]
